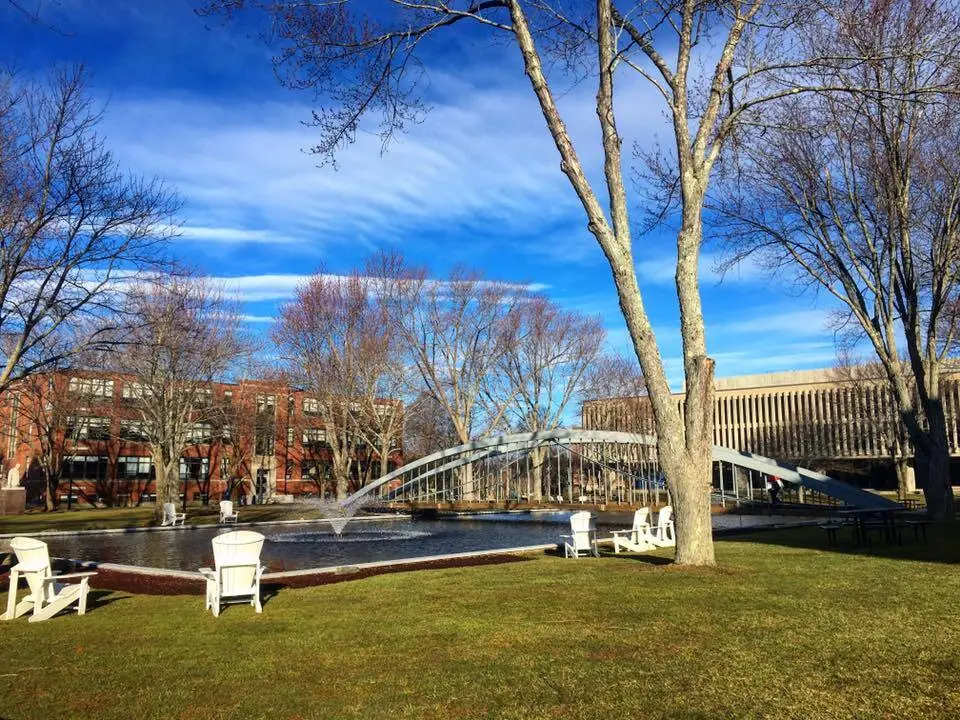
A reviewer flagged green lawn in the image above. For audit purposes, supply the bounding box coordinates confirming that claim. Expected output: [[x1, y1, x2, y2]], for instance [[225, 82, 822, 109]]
[[2, 524, 959, 719]]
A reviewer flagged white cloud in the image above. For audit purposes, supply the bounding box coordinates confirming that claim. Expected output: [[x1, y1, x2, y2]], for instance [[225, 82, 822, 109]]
[[177, 225, 303, 245], [712, 309, 837, 338], [636, 252, 765, 286], [208, 273, 547, 303]]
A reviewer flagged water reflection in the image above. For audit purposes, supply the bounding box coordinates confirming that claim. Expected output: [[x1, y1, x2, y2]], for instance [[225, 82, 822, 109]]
[[42, 512, 808, 573]]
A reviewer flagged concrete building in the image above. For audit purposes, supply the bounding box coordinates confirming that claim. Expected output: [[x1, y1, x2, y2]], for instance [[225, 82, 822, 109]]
[[582, 367, 960, 488], [1, 371, 403, 507]]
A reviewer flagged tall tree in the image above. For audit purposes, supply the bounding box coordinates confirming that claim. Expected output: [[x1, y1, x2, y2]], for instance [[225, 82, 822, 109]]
[[7, 370, 83, 510], [501, 296, 605, 500], [199, 0, 833, 564], [580, 352, 651, 434], [274, 269, 394, 500], [113, 273, 247, 521], [403, 391, 460, 460], [376, 258, 524, 499], [832, 352, 914, 499], [716, 0, 960, 519], [0, 66, 177, 393]]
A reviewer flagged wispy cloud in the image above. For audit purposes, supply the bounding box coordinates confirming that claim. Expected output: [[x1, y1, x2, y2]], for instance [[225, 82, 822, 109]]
[[713, 309, 838, 338], [636, 252, 766, 286], [208, 273, 548, 303], [178, 225, 303, 245]]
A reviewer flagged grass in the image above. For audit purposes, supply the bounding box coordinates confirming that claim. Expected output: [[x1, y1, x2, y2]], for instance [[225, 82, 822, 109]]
[[2, 524, 960, 719], [0, 504, 330, 535]]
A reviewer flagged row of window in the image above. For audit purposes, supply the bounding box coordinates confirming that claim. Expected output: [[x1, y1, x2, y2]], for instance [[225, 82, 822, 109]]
[[50, 417, 391, 458], [65, 417, 217, 443], [60, 455, 340, 482], [68, 378, 392, 419]]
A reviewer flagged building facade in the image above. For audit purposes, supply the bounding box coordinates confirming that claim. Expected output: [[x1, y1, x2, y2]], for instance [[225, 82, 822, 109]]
[[1, 371, 403, 507], [582, 368, 960, 486]]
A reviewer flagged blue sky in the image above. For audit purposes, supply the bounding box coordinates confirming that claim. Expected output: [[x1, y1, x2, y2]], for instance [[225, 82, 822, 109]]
[[2, 0, 847, 388]]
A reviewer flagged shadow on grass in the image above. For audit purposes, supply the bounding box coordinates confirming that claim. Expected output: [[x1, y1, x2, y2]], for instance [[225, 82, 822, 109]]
[[85, 589, 130, 611], [259, 583, 283, 607], [599, 551, 674, 566], [718, 521, 960, 565]]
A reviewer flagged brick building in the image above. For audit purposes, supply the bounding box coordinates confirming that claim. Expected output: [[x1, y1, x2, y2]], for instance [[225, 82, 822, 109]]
[[1, 371, 403, 507]]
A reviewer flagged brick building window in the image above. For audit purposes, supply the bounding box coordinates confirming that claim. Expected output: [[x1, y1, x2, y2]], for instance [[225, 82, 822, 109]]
[[62, 455, 108, 480], [119, 420, 150, 441], [186, 422, 213, 444], [302, 428, 327, 448], [116, 456, 153, 480], [179, 457, 210, 482], [255, 432, 274, 456], [65, 416, 112, 440], [121, 382, 151, 400], [69, 377, 114, 398]]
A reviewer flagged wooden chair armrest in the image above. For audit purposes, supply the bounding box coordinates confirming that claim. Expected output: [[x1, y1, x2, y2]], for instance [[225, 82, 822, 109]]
[[610, 527, 649, 538], [198, 568, 216, 579], [45, 572, 96, 583]]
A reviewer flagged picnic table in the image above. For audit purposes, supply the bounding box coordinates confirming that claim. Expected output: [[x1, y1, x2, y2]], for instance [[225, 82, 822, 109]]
[[836, 507, 909, 546]]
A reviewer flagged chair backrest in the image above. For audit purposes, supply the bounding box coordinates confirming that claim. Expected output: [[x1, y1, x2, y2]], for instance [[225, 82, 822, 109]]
[[657, 506, 673, 530], [568, 511, 594, 550], [212, 531, 264, 593], [632, 508, 650, 532], [10, 536, 53, 598], [220, 500, 234, 517], [162, 503, 177, 521]]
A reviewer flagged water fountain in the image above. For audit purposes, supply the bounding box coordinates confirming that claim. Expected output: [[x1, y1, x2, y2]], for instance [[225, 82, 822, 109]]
[[294, 493, 373, 536]]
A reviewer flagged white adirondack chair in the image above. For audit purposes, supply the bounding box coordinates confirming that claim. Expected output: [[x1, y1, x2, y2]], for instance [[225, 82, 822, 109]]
[[561, 511, 599, 558], [161, 502, 186, 527], [3, 537, 96, 623], [199, 530, 265, 617], [647, 506, 676, 547], [219, 500, 239, 524], [611, 507, 654, 554]]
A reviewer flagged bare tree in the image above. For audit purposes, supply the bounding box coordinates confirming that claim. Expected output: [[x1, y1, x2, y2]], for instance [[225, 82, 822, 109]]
[[403, 391, 460, 460], [112, 273, 247, 520], [0, 66, 178, 393], [197, 0, 840, 564], [274, 269, 391, 500], [501, 296, 605, 499], [832, 351, 915, 500], [376, 257, 524, 499], [580, 352, 652, 434], [717, 0, 960, 519], [7, 370, 83, 510], [215, 376, 279, 503]]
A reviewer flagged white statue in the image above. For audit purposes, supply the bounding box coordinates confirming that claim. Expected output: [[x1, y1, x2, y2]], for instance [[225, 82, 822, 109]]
[[6, 463, 21, 489]]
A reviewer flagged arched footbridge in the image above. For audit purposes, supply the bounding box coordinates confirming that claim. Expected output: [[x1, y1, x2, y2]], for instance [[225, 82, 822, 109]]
[[343, 430, 899, 511]]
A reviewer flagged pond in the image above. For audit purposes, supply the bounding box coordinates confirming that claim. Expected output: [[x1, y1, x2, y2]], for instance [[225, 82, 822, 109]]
[[42, 511, 806, 573]]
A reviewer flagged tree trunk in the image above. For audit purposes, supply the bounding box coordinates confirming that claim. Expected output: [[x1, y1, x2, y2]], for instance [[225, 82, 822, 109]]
[[44, 469, 57, 511], [379, 445, 390, 481], [529, 446, 545, 502], [458, 462, 475, 501], [153, 452, 181, 521], [334, 470, 349, 501], [662, 448, 715, 565], [915, 432, 953, 520], [894, 457, 915, 500]]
